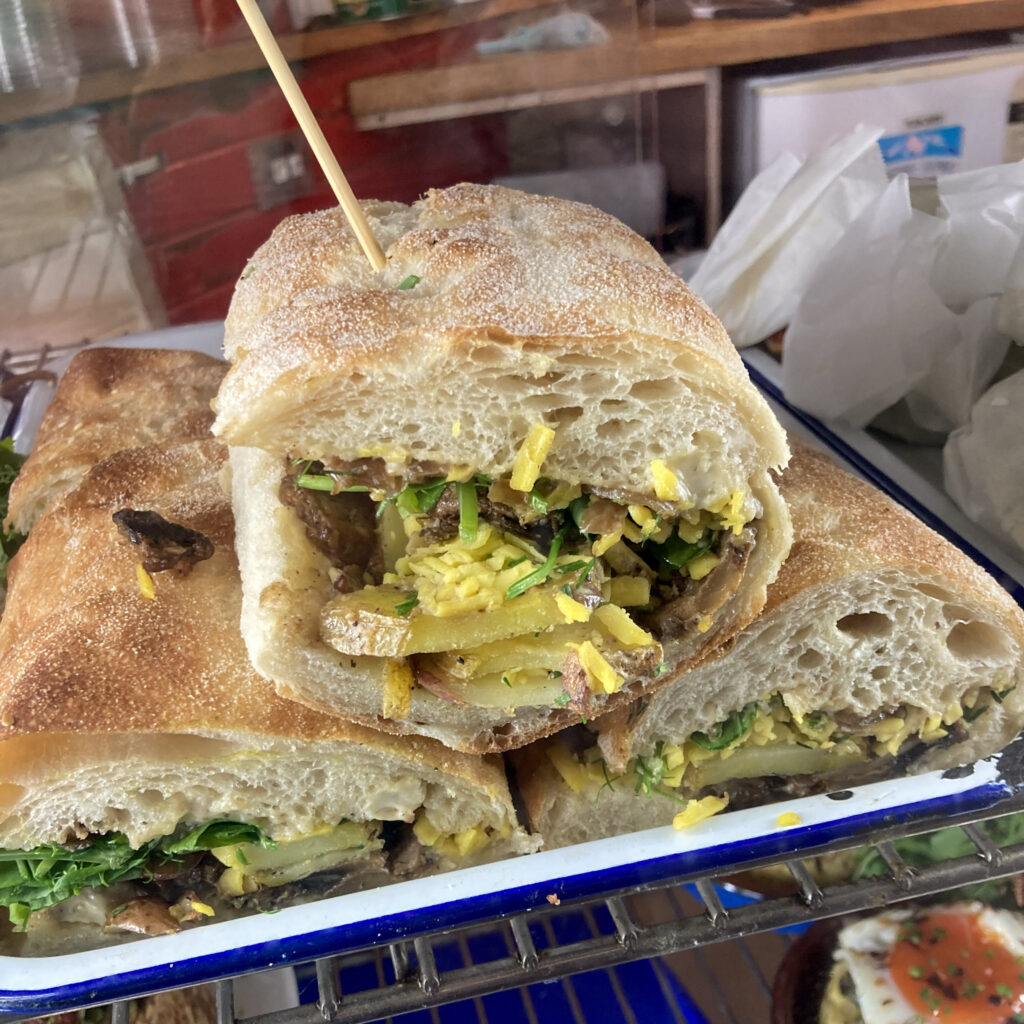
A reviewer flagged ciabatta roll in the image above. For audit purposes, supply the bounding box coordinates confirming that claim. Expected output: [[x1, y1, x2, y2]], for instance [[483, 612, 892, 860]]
[[214, 184, 792, 753]]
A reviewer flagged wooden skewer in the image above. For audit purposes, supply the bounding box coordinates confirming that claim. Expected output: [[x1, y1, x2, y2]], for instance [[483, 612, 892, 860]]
[[235, 0, 387, 272]]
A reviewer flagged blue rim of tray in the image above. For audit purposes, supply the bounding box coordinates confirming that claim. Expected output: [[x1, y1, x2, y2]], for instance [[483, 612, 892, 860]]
[[0, 766, 1011, 1010]]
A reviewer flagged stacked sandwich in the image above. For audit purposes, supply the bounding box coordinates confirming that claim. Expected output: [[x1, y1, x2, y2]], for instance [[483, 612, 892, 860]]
[[0, 183, 1021, 955]]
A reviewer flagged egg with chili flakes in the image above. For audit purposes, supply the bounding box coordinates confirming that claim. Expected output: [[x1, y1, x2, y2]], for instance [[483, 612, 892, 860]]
[[831, 903, 1024, 1024]]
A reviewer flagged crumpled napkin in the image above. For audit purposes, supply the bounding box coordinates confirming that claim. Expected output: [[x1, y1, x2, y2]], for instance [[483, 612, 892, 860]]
[[930, 161, 1024, 311], [782, 161, 1024, 432], [944, 369, 1024, 558], [688, 124, 887, 348]]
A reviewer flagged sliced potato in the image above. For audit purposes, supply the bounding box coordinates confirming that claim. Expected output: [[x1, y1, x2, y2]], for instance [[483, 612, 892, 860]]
[[213, 822, 380, 895], [690, 740, 865, 788], [429, 625, 602, 679], [321, 583, 566, 657], [443, 669, 567, 708]]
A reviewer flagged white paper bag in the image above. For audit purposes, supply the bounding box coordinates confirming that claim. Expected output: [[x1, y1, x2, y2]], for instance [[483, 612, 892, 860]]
[[944, 369, 1024, 558], [781, 176, 951, 426], [688, 125, 887, 347], [930, 160, 1024, 311]]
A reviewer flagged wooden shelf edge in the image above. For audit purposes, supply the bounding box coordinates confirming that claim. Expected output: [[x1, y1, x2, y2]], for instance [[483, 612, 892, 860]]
[[0, 0, 562, 127], [349, 0, 1024, 120]]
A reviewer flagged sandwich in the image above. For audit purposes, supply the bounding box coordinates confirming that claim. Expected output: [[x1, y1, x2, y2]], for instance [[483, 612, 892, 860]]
[[0, 430, 536, 955], [5, 346, 226, 536], [212, 183, 793, 753], [514, 441, 1024, 846]]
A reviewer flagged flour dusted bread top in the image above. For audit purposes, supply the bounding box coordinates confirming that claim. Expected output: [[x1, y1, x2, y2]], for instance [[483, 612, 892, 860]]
[[0, 438, 529, 852], [214, 184, 788, 507], [6, 347, 225, 536]]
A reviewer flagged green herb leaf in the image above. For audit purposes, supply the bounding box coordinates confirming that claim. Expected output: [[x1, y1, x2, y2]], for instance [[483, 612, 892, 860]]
[[395, 591, 419, 616], [548, 670, 563, 679], [555, 560, 591, 575], [690, 703, 758, 751], [502, 676, 512, 688], [0, 820, 274, 920], [241, 264, 255, 280], [646, 529, 713, 571], [394, 479, 449, 518], [553, 693, 571, 708], [506, 526, 568, 600], [568, 496, 590, 531], [296, 472, 370, 493], [398, 274, 421, 290], [457, 481, 478, 542], [528, 486, 549, 514]]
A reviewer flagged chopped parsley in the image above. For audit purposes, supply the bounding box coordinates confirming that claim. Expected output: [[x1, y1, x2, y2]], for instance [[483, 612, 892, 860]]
[[397, 274, 420, 290], [395, 591, 419, 616], [552, 693, 571, 708]]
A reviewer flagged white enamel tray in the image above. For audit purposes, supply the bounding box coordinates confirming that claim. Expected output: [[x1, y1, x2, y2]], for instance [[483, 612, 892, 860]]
[[0, 325, 1019, 1012]]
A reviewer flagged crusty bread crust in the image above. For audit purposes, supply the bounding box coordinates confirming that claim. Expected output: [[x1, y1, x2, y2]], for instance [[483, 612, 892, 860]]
[[214, 185, 789, 510], [6, 347, 225, 536], [0, 438, 532, 854], [518, 442, 1024, 845]]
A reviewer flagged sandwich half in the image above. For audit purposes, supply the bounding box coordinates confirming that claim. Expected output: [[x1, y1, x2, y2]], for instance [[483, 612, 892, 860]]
[[515, 441, 1024, 846], [213, 183, 792, 753], [5, 346, 226, 536], [0, 434, 536, 955]]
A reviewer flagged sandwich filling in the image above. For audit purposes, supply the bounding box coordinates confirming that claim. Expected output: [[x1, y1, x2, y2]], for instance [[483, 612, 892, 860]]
[[0, 814, 511, 950], [545, 682, 1015, 810], [283, 424, 759, 717]]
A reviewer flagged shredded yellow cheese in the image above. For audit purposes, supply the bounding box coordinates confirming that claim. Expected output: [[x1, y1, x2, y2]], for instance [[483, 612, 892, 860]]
[[673, 794, 729, 830], [592, 531, 622, 557], [191, 900, 216, 917], [776, 811, 801, 828], [593, 604, 654, 647], [545, 744, 591, 793], [650, 460, 679, 501], [452, 420, 461, 437], [382, 658, 414, 719], [510, 422, 555, 492], [414, 814, 492, 858], [136, 563, 155, 600], [570, 640, 624, 694], [687, 552, 721, 581], [555, 592, 591, 624]]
